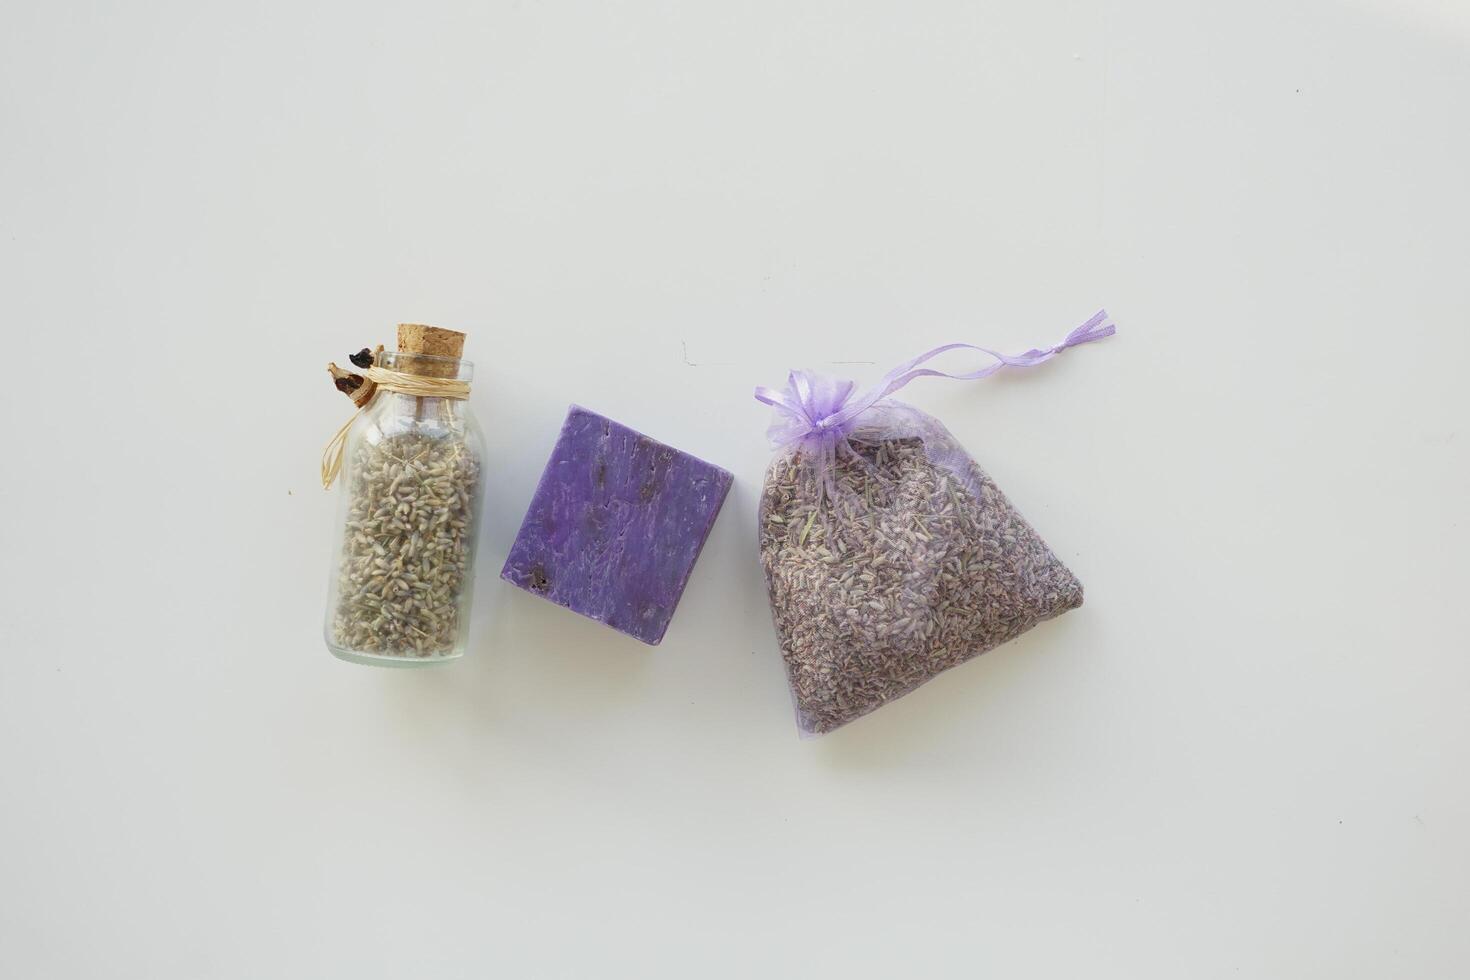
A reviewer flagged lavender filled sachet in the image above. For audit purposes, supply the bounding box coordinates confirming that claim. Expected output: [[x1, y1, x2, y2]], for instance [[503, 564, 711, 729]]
[[502, 406, 732, 645], [754, 311, 1116, 735]]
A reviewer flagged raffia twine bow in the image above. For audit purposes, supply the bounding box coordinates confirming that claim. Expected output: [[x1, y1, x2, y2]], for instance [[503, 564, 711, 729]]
[[320, 365, 471, 489]]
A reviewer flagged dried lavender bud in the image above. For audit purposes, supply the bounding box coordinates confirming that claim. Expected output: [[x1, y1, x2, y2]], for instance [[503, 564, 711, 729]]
[[349, 348, 375, 369], [759, 437, 1082, 734], [331, 432, 481, 659]]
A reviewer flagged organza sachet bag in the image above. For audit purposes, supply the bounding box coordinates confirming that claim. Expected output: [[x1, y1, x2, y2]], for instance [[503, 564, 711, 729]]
[[755, 311, 1116, 734]]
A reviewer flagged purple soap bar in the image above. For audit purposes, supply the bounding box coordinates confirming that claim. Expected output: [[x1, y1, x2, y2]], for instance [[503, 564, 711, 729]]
[[501, 405, 733, 645]]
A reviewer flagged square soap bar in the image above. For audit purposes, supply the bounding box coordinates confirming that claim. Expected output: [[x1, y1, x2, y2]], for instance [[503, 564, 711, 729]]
[[501, 405, 733, 645]]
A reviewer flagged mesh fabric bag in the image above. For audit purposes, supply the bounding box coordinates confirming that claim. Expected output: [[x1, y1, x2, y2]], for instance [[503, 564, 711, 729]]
[[754, 312, 1115, 735]]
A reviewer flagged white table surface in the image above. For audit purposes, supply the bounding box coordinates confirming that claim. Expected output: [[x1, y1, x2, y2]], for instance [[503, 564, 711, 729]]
[[3, 1, 1467, 976]]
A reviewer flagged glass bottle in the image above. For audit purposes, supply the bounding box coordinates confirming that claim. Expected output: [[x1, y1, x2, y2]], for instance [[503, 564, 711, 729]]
[[324, 349, 485, 666]]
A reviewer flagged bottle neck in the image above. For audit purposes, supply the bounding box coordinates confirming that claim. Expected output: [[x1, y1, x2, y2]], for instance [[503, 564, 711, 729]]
[[376, 350, 473, 383]]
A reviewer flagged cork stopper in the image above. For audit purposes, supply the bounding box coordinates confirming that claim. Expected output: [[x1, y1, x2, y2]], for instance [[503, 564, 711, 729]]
[[394, 324, 465, 379], [398, 324, 463, 357]]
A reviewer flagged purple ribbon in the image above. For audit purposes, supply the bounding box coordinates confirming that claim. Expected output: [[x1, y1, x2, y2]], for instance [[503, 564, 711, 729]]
[[754, 310, 1116, 447]]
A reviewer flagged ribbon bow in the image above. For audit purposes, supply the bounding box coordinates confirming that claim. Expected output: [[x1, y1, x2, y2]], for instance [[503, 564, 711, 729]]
[[754, 310, 1115, 447]]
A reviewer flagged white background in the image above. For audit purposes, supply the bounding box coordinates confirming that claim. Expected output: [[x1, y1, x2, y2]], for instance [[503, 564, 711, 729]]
[[2, 1, 1467, 976]]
